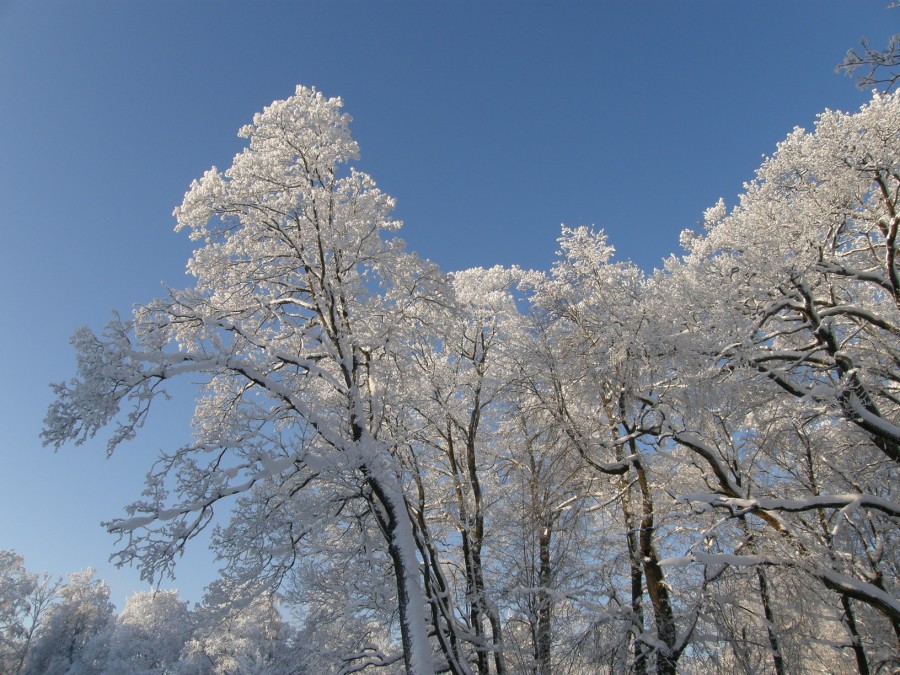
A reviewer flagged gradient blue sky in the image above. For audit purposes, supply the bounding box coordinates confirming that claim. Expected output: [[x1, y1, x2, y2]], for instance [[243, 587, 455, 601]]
[[1, 0, 895, 610]]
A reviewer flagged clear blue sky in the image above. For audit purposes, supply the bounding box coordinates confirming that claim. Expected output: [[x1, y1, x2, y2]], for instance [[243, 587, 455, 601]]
[[0, 0, 895, 610]]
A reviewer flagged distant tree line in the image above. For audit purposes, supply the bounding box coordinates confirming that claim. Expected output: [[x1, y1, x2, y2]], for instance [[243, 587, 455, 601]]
[[0, 550, 299, 674]]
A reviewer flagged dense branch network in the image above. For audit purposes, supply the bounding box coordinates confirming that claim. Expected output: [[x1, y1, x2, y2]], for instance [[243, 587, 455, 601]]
[[40, 87, 900, 674]]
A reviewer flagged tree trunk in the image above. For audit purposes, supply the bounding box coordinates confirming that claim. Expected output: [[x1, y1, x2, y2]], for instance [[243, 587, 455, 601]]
[[617, 458, 648, 675], [464, 383, 506, 675], [369, 476, 435, 675], [411, 464, 471, 675], [804, 442, 871, 674], [756, 568, 786, 675], [534, 520, 553, 675], [634, 459, 678, 675], [841, 595, 871, 675], [447, 372, 506, 675]]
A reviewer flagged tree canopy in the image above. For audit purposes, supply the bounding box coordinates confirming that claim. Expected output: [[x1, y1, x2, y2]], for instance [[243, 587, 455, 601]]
[[43, 86, 900, 674]]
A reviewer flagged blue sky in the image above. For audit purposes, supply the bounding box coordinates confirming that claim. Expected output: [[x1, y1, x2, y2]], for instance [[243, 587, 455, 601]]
[[1, 0, 896, 610]]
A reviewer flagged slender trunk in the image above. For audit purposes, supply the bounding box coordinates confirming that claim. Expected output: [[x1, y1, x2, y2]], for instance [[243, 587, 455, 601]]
[[534, 520, 553, 675], [462, 530, 488, 675], [447, 423, 489, 674], [804, 440, 872, 673], [756, 568, 786, 675], [488, 611, 506, 675], [465, 381, 506, 674], [411, 463, 471, 675], [625, 512, 648, 672], [735, 516, 786, 675], [617, 457, 648, 675], [841, 595, 871, 675], [469, 542, 506, 674], [447, 359, 506, 675], [605, 393, 651, 674], [634, 459, 677, 675]]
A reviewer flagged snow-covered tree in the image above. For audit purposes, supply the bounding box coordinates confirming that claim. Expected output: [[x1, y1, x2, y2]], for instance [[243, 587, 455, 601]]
[[662, 90, 900, 673], [101, 590, 193, 674], [42, 82, 899, 673], [0, 551, 59, 675], [0, 550, 37, 674], [519, 226, 701, 675], [179, 582, 294, 675], [24, 569, 113, 675], [399, 265, 525, 674], [43, 86, 440, 673]]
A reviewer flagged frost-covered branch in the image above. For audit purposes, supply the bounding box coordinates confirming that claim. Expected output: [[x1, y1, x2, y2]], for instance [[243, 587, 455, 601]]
[[660, 551, 900, 622]]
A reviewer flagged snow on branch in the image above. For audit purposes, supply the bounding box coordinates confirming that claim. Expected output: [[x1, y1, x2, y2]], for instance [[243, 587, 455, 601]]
[[659, 551, 900, 621], [680, 492, 900, 520]]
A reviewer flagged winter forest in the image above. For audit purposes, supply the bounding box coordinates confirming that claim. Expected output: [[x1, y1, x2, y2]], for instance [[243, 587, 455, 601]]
[[4, 38, 898, 675]]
